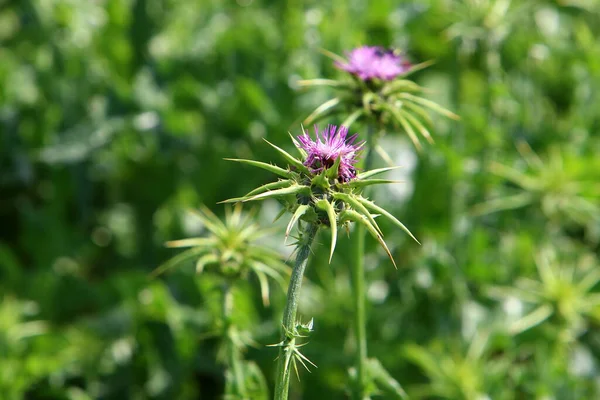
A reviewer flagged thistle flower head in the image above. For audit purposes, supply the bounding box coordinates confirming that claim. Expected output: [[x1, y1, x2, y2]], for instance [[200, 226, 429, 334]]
[[336, 46, 411, 81], [300, 48, 459, 150], [223, 125, 419, 267], [297, 125, 363, 182]]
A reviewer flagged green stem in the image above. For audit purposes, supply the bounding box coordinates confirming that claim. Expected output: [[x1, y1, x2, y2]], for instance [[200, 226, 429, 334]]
[[352, 223, 368, 400], [274, 223, 319, 400], [223, 284, 246, 398], [351, 127, 376, 400]]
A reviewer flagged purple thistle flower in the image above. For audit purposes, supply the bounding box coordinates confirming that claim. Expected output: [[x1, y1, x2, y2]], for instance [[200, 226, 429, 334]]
[[296, 125, 364, 182], [336, 46, 411, 81]]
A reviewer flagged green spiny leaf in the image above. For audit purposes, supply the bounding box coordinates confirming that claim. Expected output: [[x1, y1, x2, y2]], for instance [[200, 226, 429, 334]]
[[398, 108, 434, 144], [345, 179, 401, 189], [296, 79, 352, 89], [224, 158, 293, 178], [340, 109, 364, 128], [340, 209, 396, 268], [385, 103, 422, 150], [303, 97, 341, 125], [195, 253, 219, 274], [263, 139, 310, 174], [400, 60, 435, 77], [356, 196, 420, 244], [246, 185, 311, 202], [246, 180, 294, 197], [286, 205, 310, 239], [403, 101, 434, 127], [357, 166, 402, 180], [289, 131, 307, 159], [398, 93, 460, 120], [326, 156, 342, 180], [311, 169, 331, 189], [150, 247, 207, 278], [367, 358, 408, 399], [165, 237, 216, 248], [471, 192, 535, 216], [332, 192, 382, 235], [382, 79, 423, 96], [315, 199, 337, 263], [318, 47, 347, 64]]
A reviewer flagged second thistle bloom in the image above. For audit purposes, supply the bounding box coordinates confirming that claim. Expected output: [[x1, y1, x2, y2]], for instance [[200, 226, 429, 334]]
[[297, 125, 363, 182], [336, 46, 411, 81]]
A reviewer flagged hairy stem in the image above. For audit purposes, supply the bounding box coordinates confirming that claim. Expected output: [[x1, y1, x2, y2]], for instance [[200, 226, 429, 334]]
[[274, 223, 319, 400]]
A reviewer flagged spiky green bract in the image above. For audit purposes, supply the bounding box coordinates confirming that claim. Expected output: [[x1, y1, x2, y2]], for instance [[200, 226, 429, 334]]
[[299, 51, 458, 150], [154, 204, 289, 307], [223, 135, 418, 266]]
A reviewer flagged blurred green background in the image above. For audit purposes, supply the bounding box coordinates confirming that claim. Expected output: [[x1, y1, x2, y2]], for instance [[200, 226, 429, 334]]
[[1, 0, 600, 399]]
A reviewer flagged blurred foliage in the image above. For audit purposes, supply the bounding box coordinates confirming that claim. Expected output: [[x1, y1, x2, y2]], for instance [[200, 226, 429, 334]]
[[1, 0, 599, 399]]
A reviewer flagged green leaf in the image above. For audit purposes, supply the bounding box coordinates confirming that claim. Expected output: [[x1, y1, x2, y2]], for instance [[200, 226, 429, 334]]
[[345, 179, 401, 189], [150, 247, 207, 278], [311, 169, 331, 189], [245, 180, 294, 197], [263, 139, 310, 174], [400, 60, 435, 76], [289, 131, 307, 159], [195, 253, 219, 274], [470, 192, 535, 216], [286, 205, 310, 239], [315, 199, 338, 263], [272, 206, 288, 223], [340, 109, 364, 128], [398, 93, 460, 120], [318, 47, 347, 64], [246, 185, 310, 202], [385, 103, 422, 150], [489, 162, 540, 190], [403, 101, 434, 127], [367, 358, 408, 399], [296, 79, 352, 89], [332, 192, 382, 235], [190, 206, 227, 236], [356, 196, 420, 244], [164, 237, 217, 248], [398, 108, 433, 144], [381, 79, 423, 96], [224, 158, 292, 178], [325, 156, 342, 180], [303, 97, 341, 125], [340, 209, 396, 268], [509, 304, 554, 335], [357, 166, 402, 180]]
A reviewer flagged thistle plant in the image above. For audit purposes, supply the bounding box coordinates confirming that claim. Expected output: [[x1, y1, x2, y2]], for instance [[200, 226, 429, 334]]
[[472, 141, 600, 240], [488, 247, 600, 343], [224, 124, 417, 400], [404, 333, 510, 400], [156, 205, 288, 399], [299, 47, 459, 151], [299, 47, 457, 400]]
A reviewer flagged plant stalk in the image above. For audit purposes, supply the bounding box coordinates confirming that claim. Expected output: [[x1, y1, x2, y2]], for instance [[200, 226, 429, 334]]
[[352, 223, 368, 399], [351, 126, 376, 400], [222, 284, 247, 398], [274, 223, 319, 400]]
